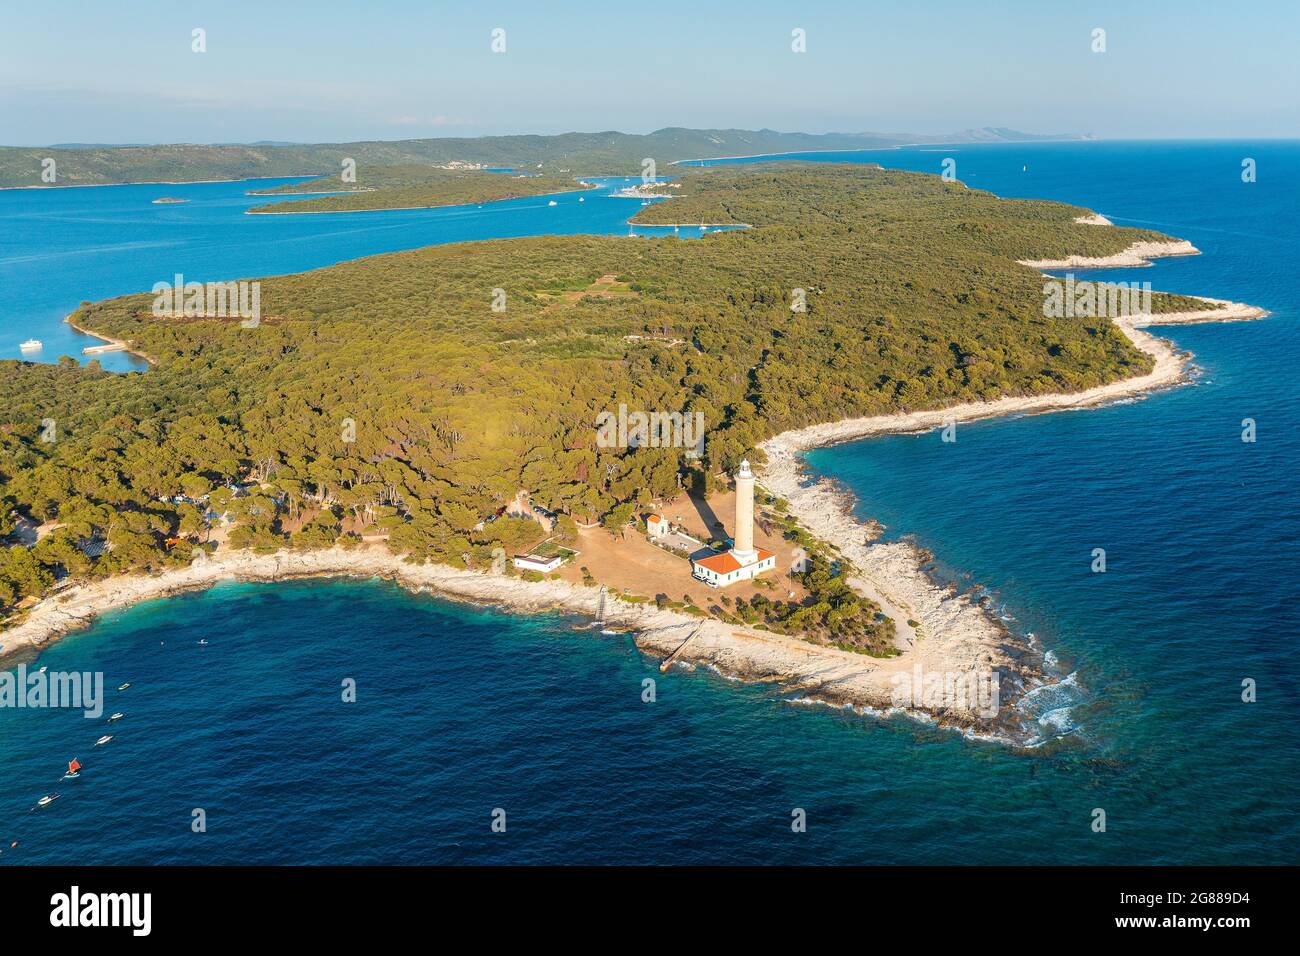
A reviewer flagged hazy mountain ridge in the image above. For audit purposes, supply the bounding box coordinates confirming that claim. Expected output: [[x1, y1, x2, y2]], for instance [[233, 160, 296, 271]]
[[0, 127, 1081, 187]]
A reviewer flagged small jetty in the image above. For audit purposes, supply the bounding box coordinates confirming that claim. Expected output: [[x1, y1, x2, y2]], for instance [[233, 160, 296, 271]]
[[82, 341, 126, 355], [658, 623, 704, 672], [592, 586, 608, 628]]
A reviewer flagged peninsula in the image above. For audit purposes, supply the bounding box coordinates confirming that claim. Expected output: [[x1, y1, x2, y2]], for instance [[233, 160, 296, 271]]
[[0, 161, 1263, 736]]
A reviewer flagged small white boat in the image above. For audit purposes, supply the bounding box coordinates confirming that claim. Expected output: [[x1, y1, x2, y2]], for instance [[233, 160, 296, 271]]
[[547, 200, 557, 206], [20, 339, 42, 351], [197, 638, 209, 646], [107, 712, 124, 723], [37, 793, 60, 808], [95, 735, 112, 746], [578, 197, 584, 203], [118, 683, 130, 691], [37, 665, 47, 674]]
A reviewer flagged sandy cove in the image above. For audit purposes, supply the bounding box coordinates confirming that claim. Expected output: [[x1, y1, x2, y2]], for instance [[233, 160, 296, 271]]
[[64, 314, 155, 366]]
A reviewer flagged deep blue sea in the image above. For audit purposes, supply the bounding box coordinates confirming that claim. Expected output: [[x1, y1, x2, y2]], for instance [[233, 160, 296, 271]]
[[1, 142, 1297, 864]]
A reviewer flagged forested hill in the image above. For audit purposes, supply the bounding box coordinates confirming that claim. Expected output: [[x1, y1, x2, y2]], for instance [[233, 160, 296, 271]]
[[1, 162, 1174, 623], [0, 127, 1078, 188]]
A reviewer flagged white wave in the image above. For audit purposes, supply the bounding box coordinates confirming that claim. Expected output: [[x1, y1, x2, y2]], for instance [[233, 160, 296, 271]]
[[1038, 706, 1076, 732], [1018, 670, 1079, 706]]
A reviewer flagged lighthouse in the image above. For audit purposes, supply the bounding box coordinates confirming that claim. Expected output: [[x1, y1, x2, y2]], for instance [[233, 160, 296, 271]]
[[689, 458, 776, 588], [730, 459, 758, 565]]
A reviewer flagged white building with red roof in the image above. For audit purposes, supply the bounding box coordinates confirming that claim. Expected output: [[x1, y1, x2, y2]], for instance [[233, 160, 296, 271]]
[[690, 460, 775, 587]]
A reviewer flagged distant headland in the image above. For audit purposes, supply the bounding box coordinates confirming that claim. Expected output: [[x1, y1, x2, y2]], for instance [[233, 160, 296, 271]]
[[0, 126, 1085, 189]]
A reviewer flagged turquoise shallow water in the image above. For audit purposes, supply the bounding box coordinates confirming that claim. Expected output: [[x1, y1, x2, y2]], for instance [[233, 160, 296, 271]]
[[1, 141, 1297, 864]]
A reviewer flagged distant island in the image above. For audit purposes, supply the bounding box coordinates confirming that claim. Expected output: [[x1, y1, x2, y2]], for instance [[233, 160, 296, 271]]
[[0, 126, 1083, 188], [0, 158, 1262, 735], [150, 196, 188, 204], [246, 165, 589, 214]]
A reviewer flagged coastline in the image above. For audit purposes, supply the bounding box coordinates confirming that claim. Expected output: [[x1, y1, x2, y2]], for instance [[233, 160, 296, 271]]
[[0, 174, 320, 191], [1018, 238, 1199, 269], [628, 220, 753, 228], [0, 545, 1020, 732], [64, 314, 155, 366], [2, 221, 1267, 740], [8, 289, 1263, 737], [245, 184, 597, 215], [751, 288, 1265, 735], [758, 293, 1265, 459], [1130, 295, 1265, 326]]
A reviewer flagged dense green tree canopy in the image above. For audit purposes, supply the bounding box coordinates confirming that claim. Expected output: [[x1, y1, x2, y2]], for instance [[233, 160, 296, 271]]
[[0, 163, 1194, 617]]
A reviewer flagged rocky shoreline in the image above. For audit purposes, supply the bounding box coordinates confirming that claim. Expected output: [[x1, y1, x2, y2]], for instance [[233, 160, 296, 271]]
[[1, 233, 1268, 743], [0, 545, 1019, 733], [1018, 237, 1199, 269]]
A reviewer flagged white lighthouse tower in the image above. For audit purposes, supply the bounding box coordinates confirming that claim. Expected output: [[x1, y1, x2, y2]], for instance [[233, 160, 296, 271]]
[[689, 458, 776, 588], [730, 459, 758, 565]]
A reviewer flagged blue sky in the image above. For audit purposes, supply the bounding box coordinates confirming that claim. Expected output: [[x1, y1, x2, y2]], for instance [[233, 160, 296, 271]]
[[1, 0, 1295, 145]]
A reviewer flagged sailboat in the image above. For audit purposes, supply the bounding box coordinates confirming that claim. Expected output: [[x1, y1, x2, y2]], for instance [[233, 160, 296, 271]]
[[63, 757, 82, 780]]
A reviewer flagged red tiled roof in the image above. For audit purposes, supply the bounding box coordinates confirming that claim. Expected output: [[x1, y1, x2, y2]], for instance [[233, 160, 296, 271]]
[[692, 548, 774, 574]]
